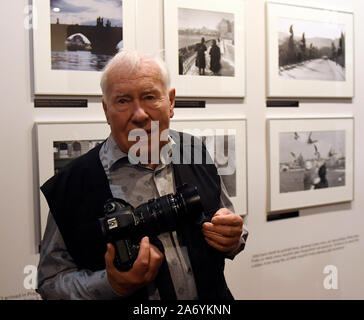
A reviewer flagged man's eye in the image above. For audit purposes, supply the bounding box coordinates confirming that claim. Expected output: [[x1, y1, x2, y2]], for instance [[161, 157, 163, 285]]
[[118, 98, 128, 104], [145, 95, 155, 101]]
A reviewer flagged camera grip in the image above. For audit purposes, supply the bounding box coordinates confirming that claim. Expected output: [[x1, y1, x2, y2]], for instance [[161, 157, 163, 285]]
[[113, 239, 139, 271]]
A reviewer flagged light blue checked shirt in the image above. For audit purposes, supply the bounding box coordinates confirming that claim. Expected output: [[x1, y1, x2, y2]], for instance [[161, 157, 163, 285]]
[[37, 133, 248, 300]]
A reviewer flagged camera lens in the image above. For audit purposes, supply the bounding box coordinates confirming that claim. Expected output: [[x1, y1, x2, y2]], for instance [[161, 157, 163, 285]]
[[178, 185, 203, 217], [131, 185, 202, 238]]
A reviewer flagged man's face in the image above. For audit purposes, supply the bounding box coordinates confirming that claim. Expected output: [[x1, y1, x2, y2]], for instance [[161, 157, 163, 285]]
[[102, 60, 175, 161]]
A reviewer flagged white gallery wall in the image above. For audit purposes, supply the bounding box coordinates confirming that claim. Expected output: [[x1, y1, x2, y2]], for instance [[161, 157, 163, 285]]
[[0, 0, 363, 299]]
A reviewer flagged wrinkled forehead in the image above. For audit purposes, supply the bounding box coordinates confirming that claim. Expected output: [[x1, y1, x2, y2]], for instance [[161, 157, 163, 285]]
[[108, 59, 163, 85]]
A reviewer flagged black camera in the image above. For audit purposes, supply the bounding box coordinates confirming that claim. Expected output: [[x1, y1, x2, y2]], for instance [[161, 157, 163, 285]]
[[99, 185, 205, 271]]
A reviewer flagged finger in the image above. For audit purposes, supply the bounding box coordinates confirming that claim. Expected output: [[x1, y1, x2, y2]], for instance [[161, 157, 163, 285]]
[[148, 244, 164, 270], [203, 222, 242, 237], [211, 213, 242, 225], [133, 237, 151, 272], [211, 213, 243, 226], [150, 244, 164, 262], [203, 221, 241, 233], [104, 243, 116, 270], [213, 208, 231, 217], [144, 244, 164, 281], [204, 236, 238, 253], [203, 230, 241, 244], [203, 230, 240, 247]]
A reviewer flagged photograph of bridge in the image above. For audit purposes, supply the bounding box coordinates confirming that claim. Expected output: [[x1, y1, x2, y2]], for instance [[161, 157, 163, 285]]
[[278, 18, 346, 81], [50, 0, 123, 71], [178, 7, 235, 77], [279, 130, 346, 194]]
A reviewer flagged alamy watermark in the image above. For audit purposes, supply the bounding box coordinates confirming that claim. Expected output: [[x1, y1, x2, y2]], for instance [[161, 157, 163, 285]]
[[23, 265, 37, 290], [22, 264, 340, 292], [127, 121, 236, 176], [323, 265, 338, 290]]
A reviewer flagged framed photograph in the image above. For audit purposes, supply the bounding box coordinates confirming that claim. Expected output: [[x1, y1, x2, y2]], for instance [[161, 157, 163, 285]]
[[268, 118, 354, 212], [170, 118, 247, 216], [266, 2, 354, 98], [36, 122, 110, 236], [32, 0, 136, 95], [164, 0, 245, 97]]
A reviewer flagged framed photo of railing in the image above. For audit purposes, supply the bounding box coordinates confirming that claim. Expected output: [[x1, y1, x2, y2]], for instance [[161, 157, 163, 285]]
[[163, 0, 246, 98], [32, 0, 136, 96], [266, 2, 354, 98]]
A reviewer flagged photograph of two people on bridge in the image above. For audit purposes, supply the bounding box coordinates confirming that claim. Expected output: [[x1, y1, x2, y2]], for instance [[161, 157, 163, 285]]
[[178, 8, 235, 77]]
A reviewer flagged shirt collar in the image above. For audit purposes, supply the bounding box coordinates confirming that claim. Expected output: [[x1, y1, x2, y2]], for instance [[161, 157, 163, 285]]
[[105, 133, 175, 171]]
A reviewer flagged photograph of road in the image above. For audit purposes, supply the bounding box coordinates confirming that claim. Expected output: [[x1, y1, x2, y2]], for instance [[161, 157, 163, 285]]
[[178, 7, 235, 77], [278, 18, 346, 81], [279, 130, 346, 193], [50, 0, 123, 71]]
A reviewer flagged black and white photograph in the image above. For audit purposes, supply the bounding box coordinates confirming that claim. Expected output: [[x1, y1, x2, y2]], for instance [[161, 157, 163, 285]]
[[268, 118, 354, 213], [278, 18, 346, 81], [266, 3, 354, 98], [279, 131, 346, 194], [53, 140, 103, 174], [50, 0, 123, 71], [202, 135, 236, 197], [178, 7, 235, 77], [164, 0, 245, 97]]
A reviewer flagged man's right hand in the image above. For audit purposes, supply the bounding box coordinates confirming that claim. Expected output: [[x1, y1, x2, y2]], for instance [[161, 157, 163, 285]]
[[104, 236, 164, 296]]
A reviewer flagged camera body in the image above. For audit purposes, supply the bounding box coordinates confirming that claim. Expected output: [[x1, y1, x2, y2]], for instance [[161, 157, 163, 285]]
[[99, 185, 205, 271]]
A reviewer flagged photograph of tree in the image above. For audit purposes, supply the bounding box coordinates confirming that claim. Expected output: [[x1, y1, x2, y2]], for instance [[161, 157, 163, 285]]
[[279, 131, 346, 194], [178, 7, 235, 77], [50, 0, 123, 71], [278, 18, 346, 81]]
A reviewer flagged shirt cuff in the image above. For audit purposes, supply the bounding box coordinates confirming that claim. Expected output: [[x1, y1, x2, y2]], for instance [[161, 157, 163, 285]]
[[225, 223, 249, 260], [87, 270, 124, 300]]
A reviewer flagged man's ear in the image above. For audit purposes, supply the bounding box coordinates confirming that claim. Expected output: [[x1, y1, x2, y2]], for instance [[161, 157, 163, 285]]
[[168, 88, 176, 118], [102, 98, 110, 124]]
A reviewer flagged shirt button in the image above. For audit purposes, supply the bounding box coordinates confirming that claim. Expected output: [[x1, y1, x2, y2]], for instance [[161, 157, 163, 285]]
[[178, 288, 184, 295], [172, 259, 178, 266]]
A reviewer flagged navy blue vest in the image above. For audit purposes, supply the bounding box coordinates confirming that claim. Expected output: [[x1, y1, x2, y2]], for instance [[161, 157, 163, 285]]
[[41, 132, 233, 300]]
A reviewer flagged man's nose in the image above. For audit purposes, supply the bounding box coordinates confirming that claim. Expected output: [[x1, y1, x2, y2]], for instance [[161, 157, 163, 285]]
[[131, 101, 149, 124]]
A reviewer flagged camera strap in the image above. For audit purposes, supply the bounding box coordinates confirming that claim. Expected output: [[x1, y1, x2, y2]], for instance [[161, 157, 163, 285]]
[[149, 235, 177, 301]]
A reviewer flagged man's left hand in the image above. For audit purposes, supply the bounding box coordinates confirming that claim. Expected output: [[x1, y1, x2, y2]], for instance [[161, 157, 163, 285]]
[[202, 208, 243, 253]]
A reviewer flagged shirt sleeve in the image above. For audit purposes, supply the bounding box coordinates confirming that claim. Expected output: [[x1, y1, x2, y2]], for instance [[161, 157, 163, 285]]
[[36, 212, 122, 300], [219, 176, 249, 260]]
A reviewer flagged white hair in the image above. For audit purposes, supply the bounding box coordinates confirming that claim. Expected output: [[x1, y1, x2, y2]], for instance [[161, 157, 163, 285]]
[[100, 49, 171, 99]]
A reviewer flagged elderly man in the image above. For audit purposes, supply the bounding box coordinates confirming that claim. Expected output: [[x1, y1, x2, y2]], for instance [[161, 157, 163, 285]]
[[37, 50, 248, 300]]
